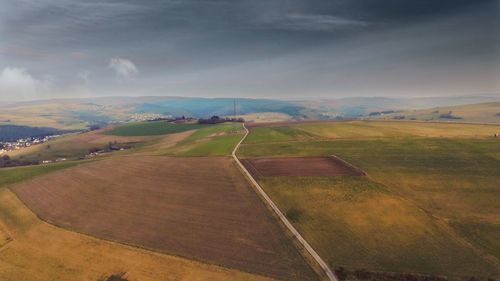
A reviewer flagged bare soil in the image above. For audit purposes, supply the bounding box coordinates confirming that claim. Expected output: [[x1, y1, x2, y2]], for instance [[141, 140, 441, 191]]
[[11, 156, 316, 280], [241, 156, 365, 177]]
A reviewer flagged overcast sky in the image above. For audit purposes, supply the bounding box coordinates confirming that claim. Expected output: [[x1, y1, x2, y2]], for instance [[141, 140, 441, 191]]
[[0, 0, 499, 101]]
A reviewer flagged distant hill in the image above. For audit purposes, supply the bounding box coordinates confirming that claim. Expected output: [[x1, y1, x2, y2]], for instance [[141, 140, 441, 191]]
[[0, 97, 311, 130], [135, 98, 306, 118], [1, 95, 498, 129], [292, 95, 500, 118]]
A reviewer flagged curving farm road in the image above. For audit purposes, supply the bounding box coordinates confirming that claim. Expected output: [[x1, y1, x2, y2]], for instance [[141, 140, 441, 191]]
[[232, 123, 338, 281]]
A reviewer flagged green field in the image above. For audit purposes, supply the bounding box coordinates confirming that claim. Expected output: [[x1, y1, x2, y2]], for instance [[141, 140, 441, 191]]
[[239, 121, 500, 278], [105, 121, 205, 136], [0, 161, 84, 189], [158, 123, 245, 156]]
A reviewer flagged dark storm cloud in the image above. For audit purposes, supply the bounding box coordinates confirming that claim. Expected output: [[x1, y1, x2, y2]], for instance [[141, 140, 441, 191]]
[[0, 0, 498, 100]]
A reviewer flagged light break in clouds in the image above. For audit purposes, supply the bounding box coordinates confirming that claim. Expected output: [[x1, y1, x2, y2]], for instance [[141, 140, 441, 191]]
[[108, 57, 138, 78]]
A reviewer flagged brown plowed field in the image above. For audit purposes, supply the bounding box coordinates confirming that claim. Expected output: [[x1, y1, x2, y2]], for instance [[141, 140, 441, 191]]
[[11, 156, 316, 280], [241, 156, 365, 177]]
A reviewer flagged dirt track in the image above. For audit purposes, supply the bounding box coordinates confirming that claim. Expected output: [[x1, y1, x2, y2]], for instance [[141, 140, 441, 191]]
[[241, 156, 365, 177], [11, 156, 316, 280]]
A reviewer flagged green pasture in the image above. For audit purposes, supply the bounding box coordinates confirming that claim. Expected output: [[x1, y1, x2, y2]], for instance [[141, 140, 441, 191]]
[[240, 121, 500, 278]]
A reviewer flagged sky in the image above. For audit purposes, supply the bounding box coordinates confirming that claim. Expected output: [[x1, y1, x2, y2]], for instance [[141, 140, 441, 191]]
[[0, 0, 499, 101]]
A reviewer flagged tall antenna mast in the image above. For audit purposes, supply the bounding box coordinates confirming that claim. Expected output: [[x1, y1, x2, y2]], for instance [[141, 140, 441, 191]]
[[233, 98, 236, 119]]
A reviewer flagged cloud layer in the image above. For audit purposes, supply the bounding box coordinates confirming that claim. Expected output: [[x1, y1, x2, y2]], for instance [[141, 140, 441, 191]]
[[0, 0, 497, 100]]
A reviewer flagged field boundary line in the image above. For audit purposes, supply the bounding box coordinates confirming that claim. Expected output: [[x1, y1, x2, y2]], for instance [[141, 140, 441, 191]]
[[232, 123, 338, 281], [329, 155, 367, 176]]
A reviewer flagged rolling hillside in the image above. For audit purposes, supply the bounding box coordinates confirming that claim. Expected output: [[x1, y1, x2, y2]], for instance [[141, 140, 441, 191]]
[[368, 102, 500, 124]]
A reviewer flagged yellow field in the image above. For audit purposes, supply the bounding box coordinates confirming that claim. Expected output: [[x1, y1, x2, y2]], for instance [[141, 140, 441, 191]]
[[294, 120, 499, 139], [259, 177, 499, 278], [373, 102, 500, 124], [241, 120, 500, 278], [0, 187, 274, 281]]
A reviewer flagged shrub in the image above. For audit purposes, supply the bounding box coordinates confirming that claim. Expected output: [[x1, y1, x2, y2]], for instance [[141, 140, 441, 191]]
[[286, 207, 303, 222]]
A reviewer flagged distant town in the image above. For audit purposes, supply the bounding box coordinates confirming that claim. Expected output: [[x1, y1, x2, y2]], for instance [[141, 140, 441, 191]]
[[0, 135, 60, 155], [129, 113, 173, 122]]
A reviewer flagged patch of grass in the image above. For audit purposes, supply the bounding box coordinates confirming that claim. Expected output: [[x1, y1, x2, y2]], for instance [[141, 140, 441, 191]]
[[178, 123, 242, 144], [244, 126, 316, 143], [450, 221, 500, 259], [105, 121, 205, 136], [179, 134, 243, 156], [161, 123, 245, 156], [285, 207, 303, 222]]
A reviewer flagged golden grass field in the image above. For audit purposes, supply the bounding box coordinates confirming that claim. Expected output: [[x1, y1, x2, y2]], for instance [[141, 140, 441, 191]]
[[239, 121, 500, 279], [372, 102, 500, 124], [293, 120, 499, 139]]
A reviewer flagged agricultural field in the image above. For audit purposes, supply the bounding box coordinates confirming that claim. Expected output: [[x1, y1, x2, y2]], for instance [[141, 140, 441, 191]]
[[8, 132, 142, 163], [230, 112, 293, 123], [10, 156, 316, 280], [241, 156, 365, 177], [156, 122, 245, 156], [0, 187, 274, 281], [7, 122, 198, 163], [238, 121, 500, 279], [5, 121, 244, 168], [0, 160, 274, 280], [104, 121, 205, 136], [0, 120, 306, 280]]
